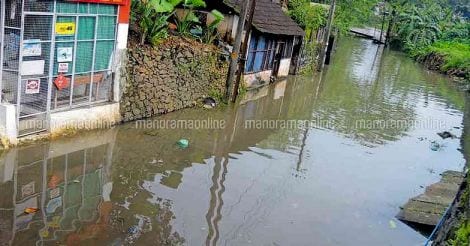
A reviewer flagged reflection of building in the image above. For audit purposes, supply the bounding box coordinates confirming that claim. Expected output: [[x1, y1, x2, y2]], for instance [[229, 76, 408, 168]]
[[0, 0, 131, 142], [0, 129, 116, 245]]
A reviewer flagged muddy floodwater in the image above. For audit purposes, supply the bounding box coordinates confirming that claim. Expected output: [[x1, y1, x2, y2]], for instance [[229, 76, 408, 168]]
[[0, 38, 467, 246]]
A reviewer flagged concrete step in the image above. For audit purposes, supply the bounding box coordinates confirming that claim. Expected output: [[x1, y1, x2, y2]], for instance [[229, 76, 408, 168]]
[[396, 170, 464, 226]]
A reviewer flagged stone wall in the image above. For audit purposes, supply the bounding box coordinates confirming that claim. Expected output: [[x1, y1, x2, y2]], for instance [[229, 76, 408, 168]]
[[120, 36, 228, 122]]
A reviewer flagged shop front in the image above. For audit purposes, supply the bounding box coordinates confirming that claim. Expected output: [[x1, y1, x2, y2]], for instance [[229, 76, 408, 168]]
[[0, 0, 130, 141]]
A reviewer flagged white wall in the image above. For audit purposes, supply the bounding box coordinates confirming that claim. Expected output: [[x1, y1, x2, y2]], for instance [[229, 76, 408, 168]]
[[243, 70, 272, 88], [0, 104, 18, 145], [49, 103, 120, 134], [278, 58, 292, 77]]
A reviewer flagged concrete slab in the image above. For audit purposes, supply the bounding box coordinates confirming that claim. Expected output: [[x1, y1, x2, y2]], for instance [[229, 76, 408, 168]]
[[397, 171, 464, 226]]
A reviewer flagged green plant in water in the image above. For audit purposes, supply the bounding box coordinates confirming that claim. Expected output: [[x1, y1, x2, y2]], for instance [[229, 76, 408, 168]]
[[132, 0, 182, 45], [203, 10, 225, 44]]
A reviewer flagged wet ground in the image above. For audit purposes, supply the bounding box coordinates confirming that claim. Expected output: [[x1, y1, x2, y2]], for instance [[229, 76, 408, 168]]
[[0, 37, 467, 245]]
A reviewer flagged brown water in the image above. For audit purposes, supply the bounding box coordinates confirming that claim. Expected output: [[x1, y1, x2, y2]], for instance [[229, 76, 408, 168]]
[[0, 38, 467, 246]]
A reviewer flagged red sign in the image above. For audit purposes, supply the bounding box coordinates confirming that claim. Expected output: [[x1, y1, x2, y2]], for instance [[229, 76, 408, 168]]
[[68, 0, 128, 5], [54, 74, 70, 90]]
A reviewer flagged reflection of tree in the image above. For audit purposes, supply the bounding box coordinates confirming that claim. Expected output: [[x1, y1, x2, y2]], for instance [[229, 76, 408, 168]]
[[259, 37, 464, 148]]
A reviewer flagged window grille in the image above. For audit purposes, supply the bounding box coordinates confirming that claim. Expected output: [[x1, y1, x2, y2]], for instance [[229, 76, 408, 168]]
[[0, 0, 119, 136]]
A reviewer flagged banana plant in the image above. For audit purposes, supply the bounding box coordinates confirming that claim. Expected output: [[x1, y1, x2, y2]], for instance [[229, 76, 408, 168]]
[[203, 10, 225, 44], [176, 0, 207, 36], [132, 0, 182, 45]]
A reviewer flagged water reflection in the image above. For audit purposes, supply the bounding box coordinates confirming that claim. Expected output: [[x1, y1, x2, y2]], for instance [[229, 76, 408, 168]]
[[0, 131, 116, 245], [0, 37, 466, 245]]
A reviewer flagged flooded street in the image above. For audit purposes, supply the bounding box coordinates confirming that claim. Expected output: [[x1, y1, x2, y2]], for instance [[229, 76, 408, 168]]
[[0, 37, 466, 245]]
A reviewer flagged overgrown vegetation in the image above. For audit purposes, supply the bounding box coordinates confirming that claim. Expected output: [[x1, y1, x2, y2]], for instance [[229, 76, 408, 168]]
[[288, 0, 327, 32], [131, 0, 224, 46], [387, 0, 469, 79], [132, 0, 181, 45], [449, 220, 470, 246], [334, 0, 381, 33]]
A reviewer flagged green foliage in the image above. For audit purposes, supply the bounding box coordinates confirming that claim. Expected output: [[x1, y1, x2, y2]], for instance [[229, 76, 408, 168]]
[[176, 0, 207, 36], [393, 1, 451, 51], [441, 22, 470, 42], [449, 220, 470, 246], [203, 10, 225, 44], [132, 0, 182, 45], [288, 0, 327, 32], [386, 0, 469, 78], [425, 41, 470, 73], [334, 0, 380, 33], [300, 42, 321, 74]]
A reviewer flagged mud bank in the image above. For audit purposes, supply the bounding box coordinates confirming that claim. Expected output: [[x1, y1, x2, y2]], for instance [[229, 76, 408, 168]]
[[419, 52, 469, 82]]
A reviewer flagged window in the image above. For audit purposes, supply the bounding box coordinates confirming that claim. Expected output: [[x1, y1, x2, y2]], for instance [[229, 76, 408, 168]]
[[283, 39, 293, 58], [245, 33, 276, 73], [50, 2, 118, 109]]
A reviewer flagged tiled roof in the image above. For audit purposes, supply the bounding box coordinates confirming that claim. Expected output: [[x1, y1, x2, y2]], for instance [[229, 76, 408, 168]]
[[223, 0, 305, 36]]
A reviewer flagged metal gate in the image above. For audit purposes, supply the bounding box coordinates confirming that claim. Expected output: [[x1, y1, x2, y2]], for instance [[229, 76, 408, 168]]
[[0, 0, 118, 137]]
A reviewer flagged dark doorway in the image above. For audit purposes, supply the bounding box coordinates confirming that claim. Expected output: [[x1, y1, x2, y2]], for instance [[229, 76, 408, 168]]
[[290, 38, 302, 74], [272, 42, 285, 77]]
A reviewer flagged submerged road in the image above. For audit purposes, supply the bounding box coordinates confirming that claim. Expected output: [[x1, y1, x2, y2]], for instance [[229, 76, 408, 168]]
[[0, 37, 466, 245]]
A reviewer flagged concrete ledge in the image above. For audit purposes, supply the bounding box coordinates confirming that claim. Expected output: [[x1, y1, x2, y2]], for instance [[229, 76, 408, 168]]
[[244, 70, 273, 88], [0, 104, 18, 145], [50, 103, 121, 135]]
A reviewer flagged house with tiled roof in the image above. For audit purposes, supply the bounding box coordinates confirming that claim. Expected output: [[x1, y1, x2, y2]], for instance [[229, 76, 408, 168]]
[[208, 0, 305, 87]]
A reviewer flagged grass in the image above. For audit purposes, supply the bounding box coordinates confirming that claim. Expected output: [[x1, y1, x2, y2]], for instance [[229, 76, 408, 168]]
[[449, 219, 470, 246], [424, 41, 470, 77]]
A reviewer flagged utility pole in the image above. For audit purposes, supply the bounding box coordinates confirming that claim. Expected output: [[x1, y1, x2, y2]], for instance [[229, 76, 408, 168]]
[[317, 0, 336, 71], [231, 0, 257, 102], [225, 0, 251, 101], [379, 3, 386, 44]]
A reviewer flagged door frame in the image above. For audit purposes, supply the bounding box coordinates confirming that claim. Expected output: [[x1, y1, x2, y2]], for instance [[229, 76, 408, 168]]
[[0, 0, 5, 103], [272, 41, 285, 77]]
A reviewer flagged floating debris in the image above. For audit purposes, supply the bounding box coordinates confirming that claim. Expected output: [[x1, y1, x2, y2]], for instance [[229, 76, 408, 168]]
[[437, 131, 456, 139], [24, 207, 40, 214], [203, 97, 217, 109], [430, 141, 444, 151], [127, 226, 139, 234], [389, 220, 397, 229], [177, 139, 189, 149]]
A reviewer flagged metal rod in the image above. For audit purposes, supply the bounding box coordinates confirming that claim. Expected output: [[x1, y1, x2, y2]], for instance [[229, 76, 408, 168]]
[[16, 0, 26, 134], [69, 15, 80, 107], [0, 0, 6, 103], [46, 0, 57, 126], [89, 15, 99, 102]]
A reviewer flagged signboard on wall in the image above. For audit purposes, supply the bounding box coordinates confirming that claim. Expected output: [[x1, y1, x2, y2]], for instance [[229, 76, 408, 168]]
[[21, 60, 45, 76], [25, 79, 41, 94], [55, 23, 76, 35], [23, 40, 42, 57], [57, 47, 73, 62], [54, 75, 70, 90], [58, 63, 69, 73], [67, 0, 128, 5]]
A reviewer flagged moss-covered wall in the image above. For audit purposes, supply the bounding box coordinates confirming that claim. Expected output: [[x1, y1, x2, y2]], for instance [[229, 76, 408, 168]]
[[120, 36, 228, 122]]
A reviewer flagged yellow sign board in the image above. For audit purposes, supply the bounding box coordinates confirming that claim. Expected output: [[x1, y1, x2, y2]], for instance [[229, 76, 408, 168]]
[[55, 23, 76, 35]]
